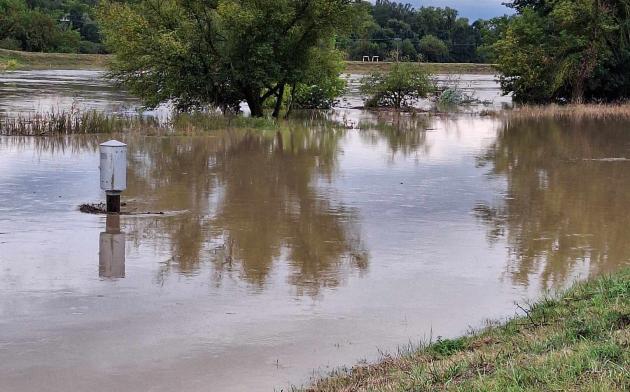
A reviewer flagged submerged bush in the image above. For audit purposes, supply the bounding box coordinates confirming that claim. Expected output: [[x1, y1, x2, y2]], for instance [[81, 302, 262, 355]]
[[290, 48, 347, 111], [360, 63, 433, 109]]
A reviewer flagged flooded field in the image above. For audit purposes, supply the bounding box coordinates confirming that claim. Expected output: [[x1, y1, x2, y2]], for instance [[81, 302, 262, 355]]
[[1, 71, 629, 391]]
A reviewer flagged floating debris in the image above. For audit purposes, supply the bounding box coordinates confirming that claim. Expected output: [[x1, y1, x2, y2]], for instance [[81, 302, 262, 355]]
[[79, 203, 108, 214], [78, 202, 163, 216]]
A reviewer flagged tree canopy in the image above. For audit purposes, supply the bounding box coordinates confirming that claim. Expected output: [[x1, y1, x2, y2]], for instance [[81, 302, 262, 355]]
[[0, 0, 105, 53], [495, 0, 630, 103], [337, 0, 511, 63], [98, 0, 362, 117]]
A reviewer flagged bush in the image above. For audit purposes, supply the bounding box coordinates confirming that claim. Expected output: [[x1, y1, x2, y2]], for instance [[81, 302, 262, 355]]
[[0, 37, 21, 51], [418, 35, 448, 62], [290, 48, 347, 110], [79, 40, 106, 54], [360, 63, 434, 109]]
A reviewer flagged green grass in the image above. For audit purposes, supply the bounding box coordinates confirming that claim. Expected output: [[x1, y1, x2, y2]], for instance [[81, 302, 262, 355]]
[[305, 269, 630, 391], [0, 48, 110, 70], [0, 51, 495, 73], [344, 61, 497, 75]]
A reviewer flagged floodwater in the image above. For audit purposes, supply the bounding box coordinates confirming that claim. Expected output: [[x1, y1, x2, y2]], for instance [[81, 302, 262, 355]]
[[1, 72, 630, 391]]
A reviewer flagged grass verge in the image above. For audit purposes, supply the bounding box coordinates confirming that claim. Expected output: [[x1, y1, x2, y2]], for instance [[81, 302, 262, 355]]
[[0, 48, 110, 70], [305, 268, 630, 391], [344, 61, 497, 75]]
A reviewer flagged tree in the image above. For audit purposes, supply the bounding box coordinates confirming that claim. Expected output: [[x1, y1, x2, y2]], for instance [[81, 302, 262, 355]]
[[473, 16, 511, 63], [339, 1, 490, 63], [98, 0, 363, 117], [360, 62, 433, 108], [495, 0, 630, 103], [418, 34, 448, 62]]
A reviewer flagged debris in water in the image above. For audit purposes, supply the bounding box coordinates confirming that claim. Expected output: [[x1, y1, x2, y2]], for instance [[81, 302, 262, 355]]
[[79, 202, 164, 216], [80, 203, 108, 214]]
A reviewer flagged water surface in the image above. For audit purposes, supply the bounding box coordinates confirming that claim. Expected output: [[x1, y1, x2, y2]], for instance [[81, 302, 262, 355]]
[[1, 72, 629, 392]]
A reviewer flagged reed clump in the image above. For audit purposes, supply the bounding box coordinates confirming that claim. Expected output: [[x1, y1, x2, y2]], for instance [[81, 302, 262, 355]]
[[508, 103, 630, 120], [0, 110, 130, 136]]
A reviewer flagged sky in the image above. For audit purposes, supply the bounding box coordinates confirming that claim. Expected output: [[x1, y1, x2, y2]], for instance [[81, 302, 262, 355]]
[[384, 1, 514, 21]]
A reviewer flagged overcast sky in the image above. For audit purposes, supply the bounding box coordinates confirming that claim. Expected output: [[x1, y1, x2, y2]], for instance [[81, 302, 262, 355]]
[[382, 1, 514, 21]]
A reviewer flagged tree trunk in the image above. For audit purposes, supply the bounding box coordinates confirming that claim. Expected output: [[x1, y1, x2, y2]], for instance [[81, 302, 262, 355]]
[[272, 83, 285, 118], [244, 89, 264, 117], [285, 82, 297, 119]]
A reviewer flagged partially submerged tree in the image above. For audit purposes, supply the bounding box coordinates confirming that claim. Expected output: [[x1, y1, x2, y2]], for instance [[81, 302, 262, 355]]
[[360, 62, 433, 109], [98, 0, 362, 117], [495, 0, 630, 103]]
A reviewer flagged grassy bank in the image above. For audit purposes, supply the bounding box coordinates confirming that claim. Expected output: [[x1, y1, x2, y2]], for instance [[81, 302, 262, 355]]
[[345, 61, 496, 75], [0, 48, 110, 70], [306, 269, 630, 391], [0, 51, 495, 74]]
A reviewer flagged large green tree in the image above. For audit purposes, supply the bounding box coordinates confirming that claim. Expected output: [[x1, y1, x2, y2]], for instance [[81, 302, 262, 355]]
[[98, 0, 360, 117], [495, 0, 630, 103]]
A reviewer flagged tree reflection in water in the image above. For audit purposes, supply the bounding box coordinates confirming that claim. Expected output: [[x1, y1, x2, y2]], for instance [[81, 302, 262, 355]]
[[358, 112, 431, 158], [123, 125, 368, 296], [475, 118, 630, 287]]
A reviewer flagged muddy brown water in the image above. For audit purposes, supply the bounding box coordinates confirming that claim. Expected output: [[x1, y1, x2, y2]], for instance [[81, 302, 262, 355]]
[[1, 72, 630, 391]]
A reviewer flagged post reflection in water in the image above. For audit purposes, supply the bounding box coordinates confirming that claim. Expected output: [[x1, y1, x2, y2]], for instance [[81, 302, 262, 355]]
[[99, 214, 126, 279]]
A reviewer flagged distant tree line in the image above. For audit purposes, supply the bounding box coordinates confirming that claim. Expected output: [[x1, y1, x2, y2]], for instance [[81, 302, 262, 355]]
[[0, 0, 511, 63], [0, 0, 105, 53], [338, 0, 511, 63]]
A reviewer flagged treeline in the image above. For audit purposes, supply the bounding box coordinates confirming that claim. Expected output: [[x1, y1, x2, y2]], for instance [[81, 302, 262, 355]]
[[0, 0, 104, 53], [0, 0, 511, 63], [338, 0, 511, 63]]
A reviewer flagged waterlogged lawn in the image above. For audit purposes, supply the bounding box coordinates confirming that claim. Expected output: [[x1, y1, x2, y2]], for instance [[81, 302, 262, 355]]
[[308, 269, 630, 391]]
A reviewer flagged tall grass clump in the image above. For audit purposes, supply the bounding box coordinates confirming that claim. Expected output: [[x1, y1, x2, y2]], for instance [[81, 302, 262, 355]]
[[304, 269, 629, 391], [0, 110, 129, 136], [0, 59, 18, 71], [508, 103, 630, 120]]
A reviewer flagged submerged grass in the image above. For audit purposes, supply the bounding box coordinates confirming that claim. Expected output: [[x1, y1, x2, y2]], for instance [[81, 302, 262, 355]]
[[508, 103, 630, 120], [0, 110, 132, 136], [173, 111, 279, 131], [304, 269, 630, 391]]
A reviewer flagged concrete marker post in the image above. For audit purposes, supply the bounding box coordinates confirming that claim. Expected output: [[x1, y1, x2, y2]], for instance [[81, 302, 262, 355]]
[[99, 140, 127, 214]]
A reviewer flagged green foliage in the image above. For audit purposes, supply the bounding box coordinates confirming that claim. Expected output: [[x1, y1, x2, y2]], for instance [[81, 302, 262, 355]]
[[360, 62, 433, 108], [0, 58, 18, 71], [291, 48, 347, 110], [98, 0, 358, 117], [427, 337, 468, 357], [0, 0, 102, 53], [495, 0, 630, 103], [473, 16, 512, 62], [340, 0, 491, 63], [418, 34, 448, 62]]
